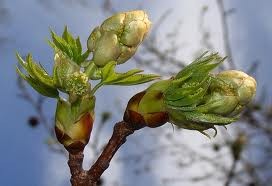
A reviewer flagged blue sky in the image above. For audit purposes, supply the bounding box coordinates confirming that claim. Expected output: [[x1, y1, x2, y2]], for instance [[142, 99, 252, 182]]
[[0, 1, 271, 186]]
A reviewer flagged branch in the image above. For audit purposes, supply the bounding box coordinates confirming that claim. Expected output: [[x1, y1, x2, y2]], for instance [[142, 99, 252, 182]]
[[225, 158, 238, 186], [67, 121, 139, 186], [88, 121, 136, 183], [216, 0, 236, 69], [68, 152, 89, 186]]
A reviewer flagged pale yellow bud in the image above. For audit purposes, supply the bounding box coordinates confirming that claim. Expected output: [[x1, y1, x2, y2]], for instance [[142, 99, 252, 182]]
[[87, 10, 151, 67], [216, 70, 257, 106]]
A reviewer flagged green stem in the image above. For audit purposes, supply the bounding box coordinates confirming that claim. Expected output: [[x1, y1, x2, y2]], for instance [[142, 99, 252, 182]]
[[85, 61, 101, 80], [90, 82, 104, 96]]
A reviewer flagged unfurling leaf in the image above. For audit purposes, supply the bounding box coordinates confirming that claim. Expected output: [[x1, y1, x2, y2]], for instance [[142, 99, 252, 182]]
[[100, 61, 160, 86], [16, 53, 59, 98], [49, 26, 90, 65]]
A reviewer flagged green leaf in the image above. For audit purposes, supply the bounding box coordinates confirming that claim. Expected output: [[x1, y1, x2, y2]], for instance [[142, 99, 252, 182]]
[[16, 67, 59, 98], [16, 52, 28, 69], [108, 73, 160, 85], [26, 55, 55, 87], [49, 27, 90, 65], [16, 53, 55, 87], [175, 52, 224, 79], [101, 61, 116, 80], [16, 53, 59, 98], [165, 75, 211, 101], [16, 53, 35, 78], [84, 61, 102, 80], [100, 61, 160, 86], [166, 105, 197, 111], [164, 52, 225, 109], [183, 111, 237, 125], [50, 30, 72, 56]]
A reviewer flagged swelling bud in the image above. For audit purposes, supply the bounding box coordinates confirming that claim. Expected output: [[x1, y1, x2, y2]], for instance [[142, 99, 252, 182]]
[[124, 80, 171, 129], [55, 95, 95, 154], [87, 10, 151, 67]]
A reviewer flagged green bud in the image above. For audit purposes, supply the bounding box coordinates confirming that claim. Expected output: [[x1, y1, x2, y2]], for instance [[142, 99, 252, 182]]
[[166, 53, 256, 137], [55, 95, 95, 154], [216, 70, 256, 108], [53, 52, 80, 92], [124, 53, 257, 137], [65, 72, 90, 96], [87, 10, 151, 67], [198, 70, 257, 117], [124, 80, 171, 129]]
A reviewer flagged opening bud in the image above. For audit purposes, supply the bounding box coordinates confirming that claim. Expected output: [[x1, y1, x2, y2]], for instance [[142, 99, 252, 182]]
[[87, 10, 151, 67], [124, 80, 171, 129], [163, 53, 257, 137], [65, 72, 90, 96], [55, 95, 95, 154], [53, 52, 80, 91], [202, 70, 257, 117]]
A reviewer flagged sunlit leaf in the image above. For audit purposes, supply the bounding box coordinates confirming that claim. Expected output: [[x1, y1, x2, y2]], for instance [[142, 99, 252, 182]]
[[49, 27, 90, 65], [100, 61, 160, 86]]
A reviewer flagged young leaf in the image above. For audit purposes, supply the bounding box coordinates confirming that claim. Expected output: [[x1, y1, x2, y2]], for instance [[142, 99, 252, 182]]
[[106, 73, 160, 85], [16, 67, 59, 98], [49, 27, 90, 65], [100, 61, 160, 86], [16, 53, 59, 98], [84, 61, 102, 80], [183, 111, 238, 125]]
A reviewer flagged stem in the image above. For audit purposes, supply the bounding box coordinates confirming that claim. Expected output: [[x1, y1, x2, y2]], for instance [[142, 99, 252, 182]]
[[68, 151, 89, 186], [67, 121, 140, 186], [216, 0, 236, 69], [90, 82, 104, 96], [88, 121, 138, 184], [225, 158, 238, 186]]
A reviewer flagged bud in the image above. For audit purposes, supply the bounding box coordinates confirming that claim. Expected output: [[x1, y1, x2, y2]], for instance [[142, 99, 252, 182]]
[[165, 54, 257, 137], [87, 10, 151, 67], [55, 95, 95, 154], [53, 53, 91, 96], [53, 52, 80, 90], [124, 53, 257, 137], [124, 80, 171, 129], [206, 70, 257, 116], [65, 72, 90, 96]]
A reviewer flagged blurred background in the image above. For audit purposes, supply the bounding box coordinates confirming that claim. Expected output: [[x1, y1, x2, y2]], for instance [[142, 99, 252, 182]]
[[1, 0, 272, 186]]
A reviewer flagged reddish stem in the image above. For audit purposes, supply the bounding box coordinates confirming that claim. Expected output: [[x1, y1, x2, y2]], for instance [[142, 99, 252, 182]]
[[68, 152, 90, 186], [88, 121, 136, 183], [67, 121, 139, 186]]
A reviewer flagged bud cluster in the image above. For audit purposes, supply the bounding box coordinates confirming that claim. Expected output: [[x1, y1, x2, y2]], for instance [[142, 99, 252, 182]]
[[16, 10, 153, 152], [124, 53, 257, 137], [87, 10, 151, 67], [16, 9, 257, 156], [66, 72, 90, 96]]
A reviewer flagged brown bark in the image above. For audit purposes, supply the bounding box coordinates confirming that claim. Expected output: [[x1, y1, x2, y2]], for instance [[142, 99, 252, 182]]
[[67, 121, 139, 186], [68, 152, 90, 186]]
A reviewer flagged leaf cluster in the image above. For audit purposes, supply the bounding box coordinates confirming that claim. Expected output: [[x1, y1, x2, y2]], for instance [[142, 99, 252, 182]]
[[48, 26, 89, 65]]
